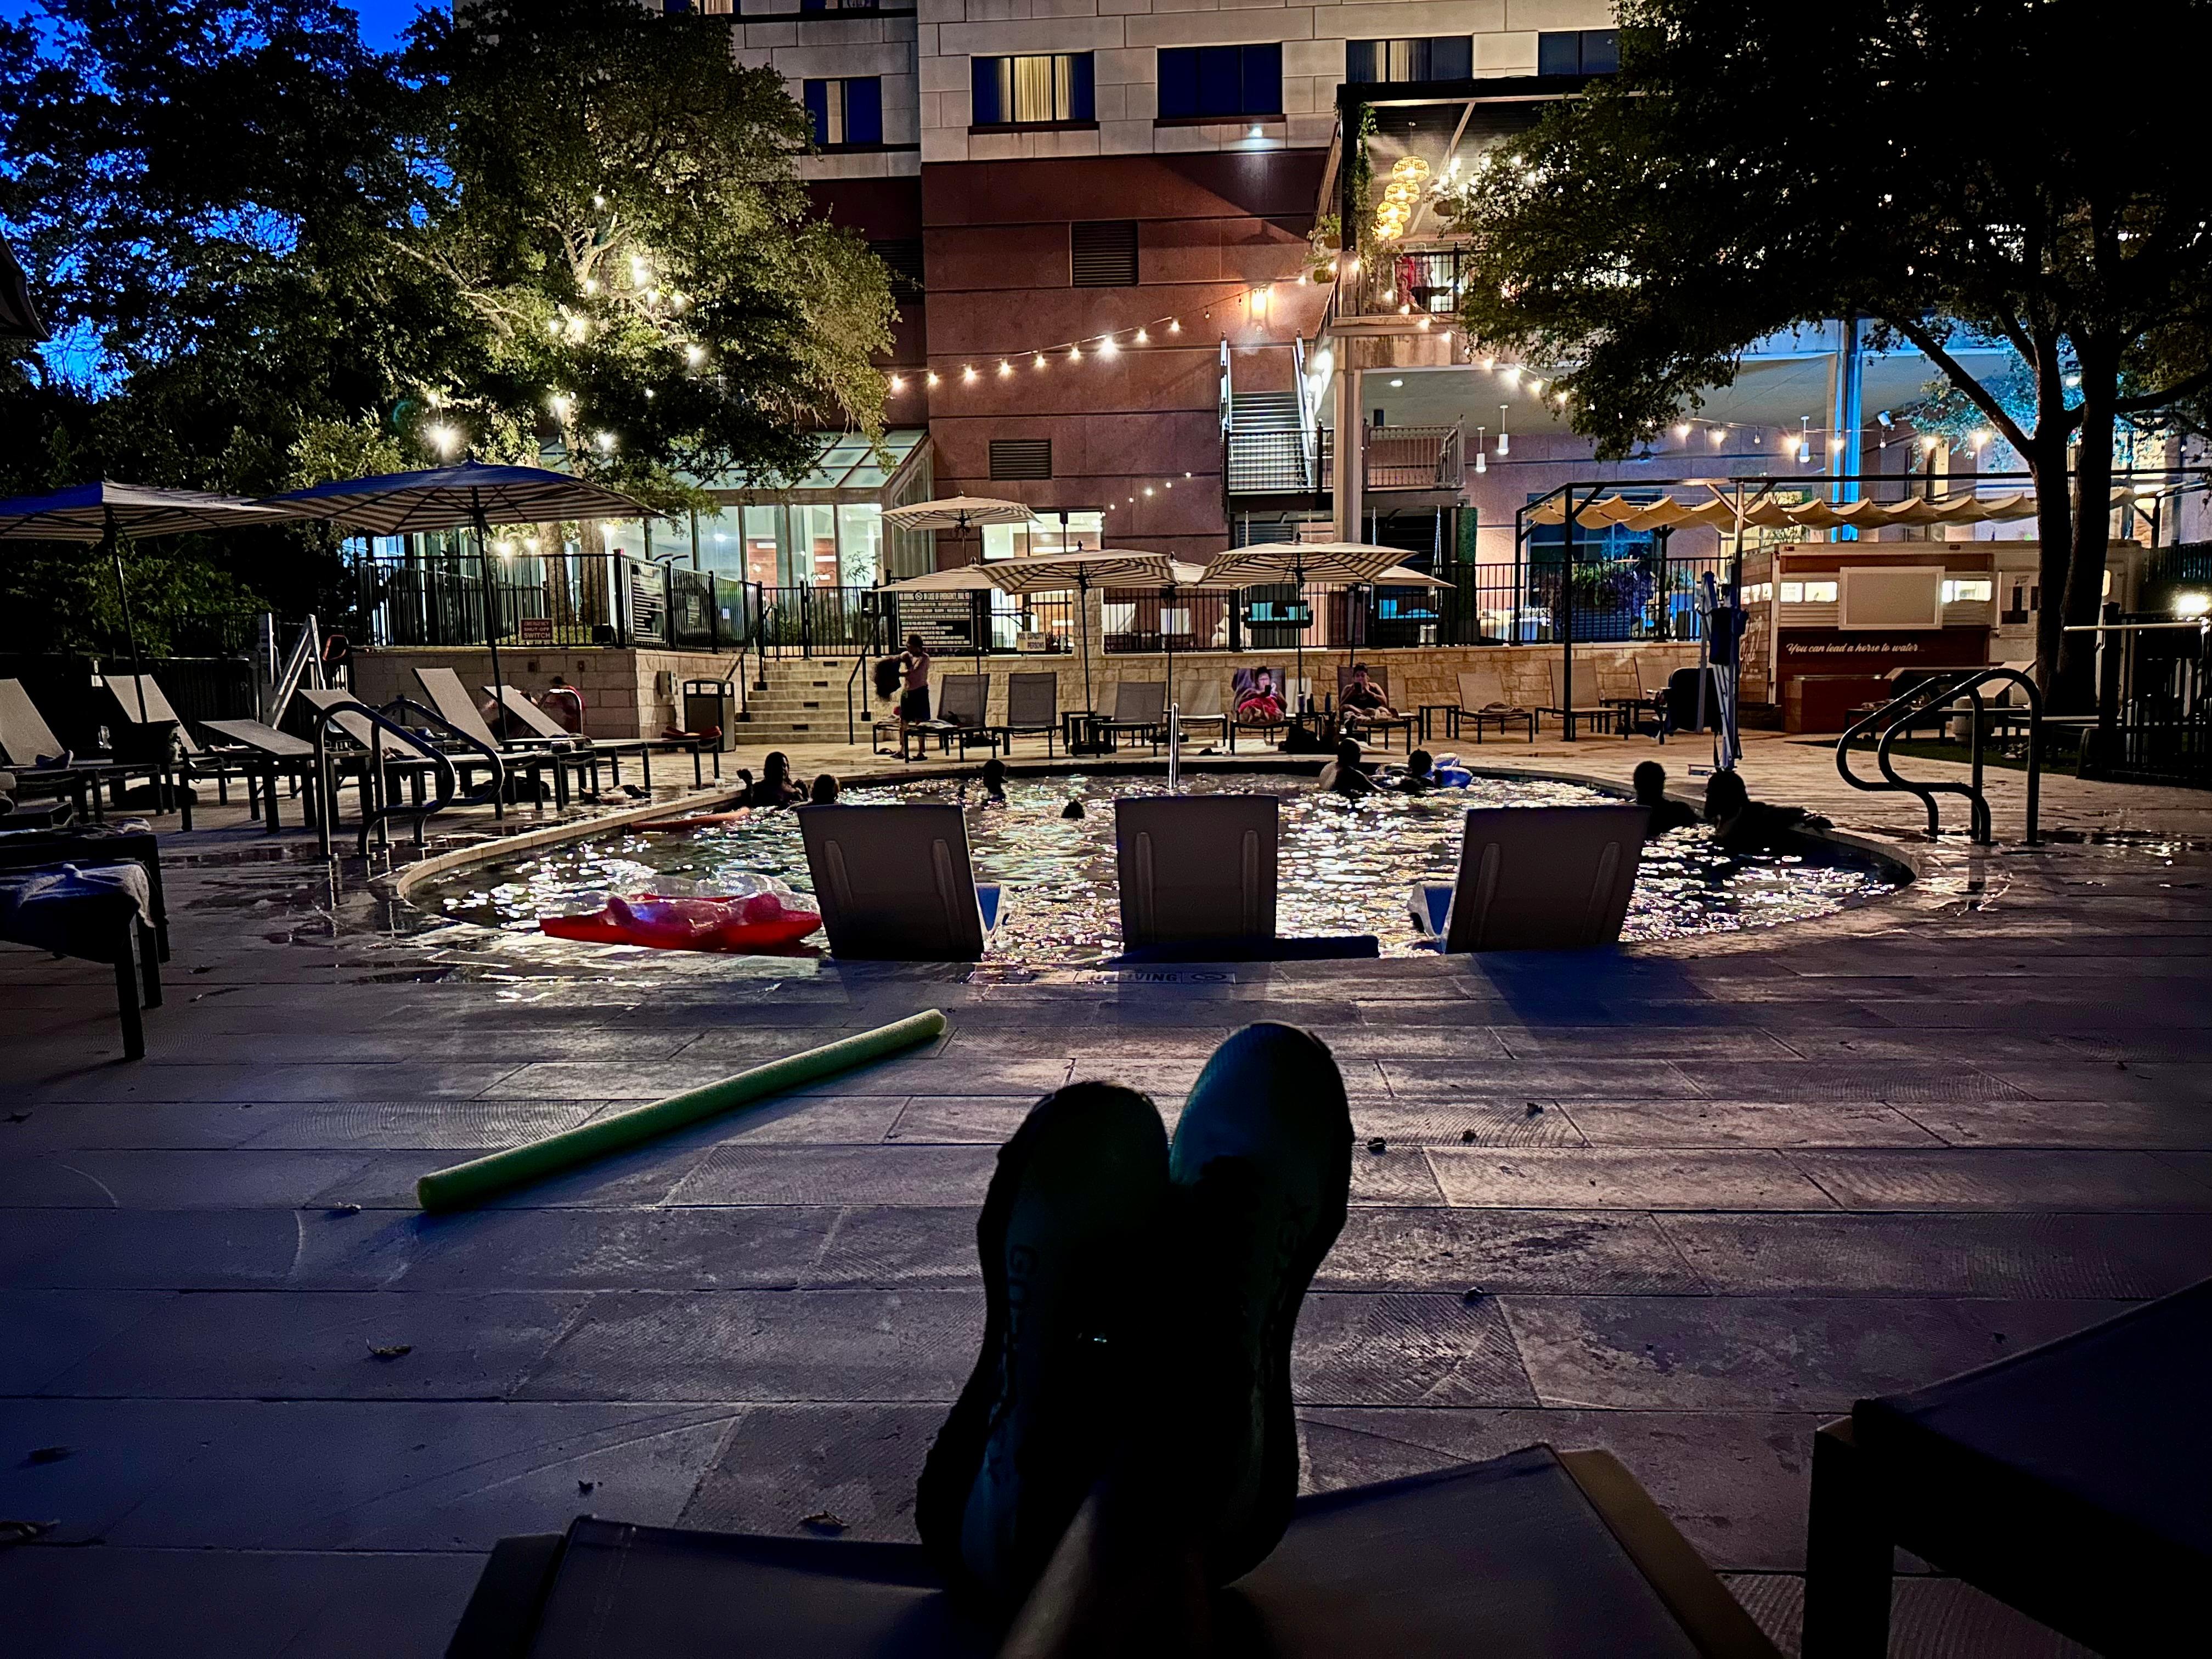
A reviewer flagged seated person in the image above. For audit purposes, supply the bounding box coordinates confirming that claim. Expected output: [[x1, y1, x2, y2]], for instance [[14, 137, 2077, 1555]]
[[1395, 749, 1438, 793], [808, 773, 840, 805], [1633, 760, 1700, 834], [979, 758, 1009, 804], [1316, 738, 1374, 798], [1703, 768, 1830, 853], [1235, 669, 1285, 726], [1338, 664, 1396, 729], [743, 751, 804, 809]]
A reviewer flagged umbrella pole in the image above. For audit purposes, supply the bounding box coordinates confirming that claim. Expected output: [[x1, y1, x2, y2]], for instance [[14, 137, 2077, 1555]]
[[104, 513, 150, 725], [1079, 573, 1094, 716], [473, 501, 506, 745]]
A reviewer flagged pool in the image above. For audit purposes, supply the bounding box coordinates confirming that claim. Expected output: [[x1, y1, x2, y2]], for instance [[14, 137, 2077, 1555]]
[[420, 769, 1900, 963]]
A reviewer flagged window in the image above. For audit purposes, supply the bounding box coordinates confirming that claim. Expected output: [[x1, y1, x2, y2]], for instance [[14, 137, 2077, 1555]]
[[661, 1, 735, 13], [1070, 220, 1138, 287], [1345, 37, 1471, 84], [972, 53, 1094, 126], [804, 77, 882, 147], [989, 438, 1053, 481], [1157, 44, 1283, 119], [984, 512, 1103, 560], [1779, 579, 1839, 605], [1538, 30, 1620, 75], [870, 238, 924, 295], [1942, 578, 1995, 604]]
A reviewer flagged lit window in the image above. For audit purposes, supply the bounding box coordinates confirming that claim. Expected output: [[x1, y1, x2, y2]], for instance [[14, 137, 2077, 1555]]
[[1804, 579, 1838, 603], [1942, 578, 1994, 603], [803, 77, 883, 146], [973, 53, 1094, 126], [1779, 581, 1804, 603], [1346, 37, 1471, 83]]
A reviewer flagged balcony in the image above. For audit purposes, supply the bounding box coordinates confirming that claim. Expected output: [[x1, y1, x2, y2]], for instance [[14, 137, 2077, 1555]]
[[1317, 422, 1463, 494]]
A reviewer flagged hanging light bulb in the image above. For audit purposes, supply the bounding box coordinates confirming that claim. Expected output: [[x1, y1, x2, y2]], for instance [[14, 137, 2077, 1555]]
[[1709, 426, 1725, 446], [1497, 404, 1510, 456], [998, 360, 1012, 376], [926, 370, 940, 387], [1099, 335, 1119, 357], [1167, 319, 1181, 334], [1474, 427, 1488, 474], [962, 364, 978, 382], [1135, 327, 1149, 344], [1034, 353, 1047, 370], [889, 375, 905, 392], [1068, 344, 1081, 361]]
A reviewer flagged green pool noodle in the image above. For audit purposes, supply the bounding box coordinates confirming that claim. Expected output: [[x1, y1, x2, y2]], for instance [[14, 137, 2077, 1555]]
[[415, 1008, 948, 1212]]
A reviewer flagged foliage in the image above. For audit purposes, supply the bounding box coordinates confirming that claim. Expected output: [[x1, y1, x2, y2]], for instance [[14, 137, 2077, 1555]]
[[1436, 0, 2212, 708], [0, 0, 893, 653]]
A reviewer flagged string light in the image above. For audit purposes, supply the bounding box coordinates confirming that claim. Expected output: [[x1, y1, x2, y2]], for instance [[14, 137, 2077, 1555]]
[[1068, 344, 1081, 361], [926, 370, 940, 387], [1135, 328, 1149, 344], [1099, 336, 1118, 357], [1709, 427, 1726, 446], [962, 364, 978, 382], [1034, 353, 1047, 370], [1168, 319, 1181, 334], [998, 360, 1012, 376], [889, 375, 905, 391]]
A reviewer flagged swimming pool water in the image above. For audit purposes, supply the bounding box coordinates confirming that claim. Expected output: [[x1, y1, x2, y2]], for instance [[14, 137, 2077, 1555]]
[[425, 770, 1898, 962]]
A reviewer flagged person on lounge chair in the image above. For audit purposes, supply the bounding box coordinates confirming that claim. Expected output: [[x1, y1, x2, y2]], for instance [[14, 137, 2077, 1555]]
[[1338, 664, 1396, 733], [1703, 768, 1828, 853], [1317, 738, 1374, 798], [1634, 761, 1700, 835], [1235, 669, 1284, 726], [744, 752, 803, 808]]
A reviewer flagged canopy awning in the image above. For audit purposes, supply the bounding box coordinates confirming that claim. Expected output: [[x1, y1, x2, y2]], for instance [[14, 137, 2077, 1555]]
[[1524, 487, 2135, 534]]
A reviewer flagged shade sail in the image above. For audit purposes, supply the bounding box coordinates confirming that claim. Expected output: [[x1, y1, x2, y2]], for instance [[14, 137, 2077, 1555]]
[[255, 462, 650, 534], [880, 496, 1035, 533], [1523, 487, 2134, 534], [0, 481, 291, 541]]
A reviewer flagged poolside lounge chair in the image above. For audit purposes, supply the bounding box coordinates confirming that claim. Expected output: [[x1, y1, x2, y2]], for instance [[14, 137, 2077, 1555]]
[[104, 674, 306, 822], [409, 668, 600, 806], [1446, 669, 1539, 743], [1593, 656, 1649, 737], [1411, 804, 1648, 952], [1175, 677, 1233, 752], [1804, 1273, 2212, 1658], [1529, 658, 1616, 741], [0, 820, 168, 960], [926, 673, 998, 758], [195, 719, 320, 831], [297, 687, 489, 853], [1113, 795, 1376, 963], [0, 678, 166, 823], [483, 681, 718, 787], [797, 803, 1005, 961], [1099, 679, 1167, 751], [990, 672, 1059, 756], [446, 1444, 1780, 1658], [0, 860, 161, 1059]]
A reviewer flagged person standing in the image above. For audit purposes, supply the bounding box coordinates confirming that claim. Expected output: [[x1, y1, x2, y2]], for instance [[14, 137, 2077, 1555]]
[[898, 633, 933, 731]]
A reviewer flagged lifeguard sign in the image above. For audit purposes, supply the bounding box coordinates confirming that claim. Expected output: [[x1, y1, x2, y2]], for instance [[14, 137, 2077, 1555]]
[[1841, 565, 1945, 630]]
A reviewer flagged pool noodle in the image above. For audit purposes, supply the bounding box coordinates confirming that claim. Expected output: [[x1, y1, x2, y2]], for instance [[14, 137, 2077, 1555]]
[[415, 1009, 947, 1212]]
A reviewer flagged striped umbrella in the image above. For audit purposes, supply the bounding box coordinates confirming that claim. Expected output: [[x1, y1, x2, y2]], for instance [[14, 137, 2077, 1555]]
[[1199, 540, 1430, 714], [0, 482, 292, 721], [257, 464, 657, 732]]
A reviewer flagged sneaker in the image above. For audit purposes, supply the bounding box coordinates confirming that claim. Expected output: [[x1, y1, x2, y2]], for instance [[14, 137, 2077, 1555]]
[[1167, 1023, 1351, 1585], [917, 1082, 1170, 1602]]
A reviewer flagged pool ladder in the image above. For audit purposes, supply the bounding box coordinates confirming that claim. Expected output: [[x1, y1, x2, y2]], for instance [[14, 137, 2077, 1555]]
[[1166, 703, 1182, 792], [1835, 668, 2041, 845]]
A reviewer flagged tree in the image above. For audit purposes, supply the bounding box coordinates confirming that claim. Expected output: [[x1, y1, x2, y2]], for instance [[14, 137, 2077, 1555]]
[[1440, 0, 2212, 710], [394, 0, 893, 510]]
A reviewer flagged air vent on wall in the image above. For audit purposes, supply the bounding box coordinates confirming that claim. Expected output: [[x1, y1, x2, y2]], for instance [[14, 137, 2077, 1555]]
[[989, 439, 1052, 481], [869, 238, 924, 295], [1070, 220, 1139, 287]]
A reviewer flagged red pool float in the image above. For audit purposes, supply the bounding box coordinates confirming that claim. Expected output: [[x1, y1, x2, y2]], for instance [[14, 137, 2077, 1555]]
[[541, 890, 821, 952]]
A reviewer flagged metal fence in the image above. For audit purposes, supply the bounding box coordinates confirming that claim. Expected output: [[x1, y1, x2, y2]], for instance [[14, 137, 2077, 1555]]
[[356, 551, 762, 653], [2079, 612, 2212, 788]]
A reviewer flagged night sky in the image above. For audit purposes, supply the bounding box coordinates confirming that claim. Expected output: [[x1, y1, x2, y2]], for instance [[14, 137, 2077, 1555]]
[[0, 2, 432, 49]]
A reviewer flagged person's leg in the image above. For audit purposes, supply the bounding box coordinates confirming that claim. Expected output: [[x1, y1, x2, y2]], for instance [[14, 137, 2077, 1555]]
[[917, 1082, 1170, 1605]]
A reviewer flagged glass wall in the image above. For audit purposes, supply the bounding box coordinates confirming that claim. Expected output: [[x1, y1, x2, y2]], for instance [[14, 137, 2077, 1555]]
[[836, 505, 882, 585], [696, 505, 745, 577], [742, 506, 781, 585], [981, 510, 1104, 560], [788, 504, 838, 587]]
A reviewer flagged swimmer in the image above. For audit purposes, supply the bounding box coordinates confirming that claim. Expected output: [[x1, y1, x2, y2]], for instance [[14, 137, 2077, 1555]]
[[1316, 737, 1374, 798], [980, 758, 1008, 804]]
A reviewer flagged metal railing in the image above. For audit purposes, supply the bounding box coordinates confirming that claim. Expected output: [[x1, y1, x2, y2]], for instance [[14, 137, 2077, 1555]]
[[354, 550, 760, 653], [1837, 668, 2042, 844], [2075, 613, 2212, 788], [1317, 424, 1464, 493]]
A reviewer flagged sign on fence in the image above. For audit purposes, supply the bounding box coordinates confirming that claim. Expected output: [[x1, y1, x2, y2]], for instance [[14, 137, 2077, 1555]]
[[517, 616, 555, 645]]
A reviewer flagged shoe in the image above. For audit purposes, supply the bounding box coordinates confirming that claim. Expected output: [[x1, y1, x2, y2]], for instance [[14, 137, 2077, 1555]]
[[917, 1082, 1170, 1602], [1167, 1023, 1351, 1585]]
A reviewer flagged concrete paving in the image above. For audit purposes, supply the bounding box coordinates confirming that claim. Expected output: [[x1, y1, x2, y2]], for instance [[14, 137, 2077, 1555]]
[[3, 727, 2208, 1655]]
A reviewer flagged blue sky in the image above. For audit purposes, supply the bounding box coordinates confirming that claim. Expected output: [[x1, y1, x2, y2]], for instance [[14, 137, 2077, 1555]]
[[0, 2, 431, 49]]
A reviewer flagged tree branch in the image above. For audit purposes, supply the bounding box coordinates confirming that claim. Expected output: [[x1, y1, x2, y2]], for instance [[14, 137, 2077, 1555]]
[[2114, 362, 2212, 416], [1885, 313, 2035, 454]]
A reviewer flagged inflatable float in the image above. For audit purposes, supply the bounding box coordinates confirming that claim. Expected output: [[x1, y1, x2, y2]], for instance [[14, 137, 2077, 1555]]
[[635, 810, 752, 832], [541, 887, 821, 952]]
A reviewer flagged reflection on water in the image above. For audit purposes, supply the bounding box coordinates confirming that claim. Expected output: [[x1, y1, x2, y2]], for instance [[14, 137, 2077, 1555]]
[[428, 771, 1898, 962]]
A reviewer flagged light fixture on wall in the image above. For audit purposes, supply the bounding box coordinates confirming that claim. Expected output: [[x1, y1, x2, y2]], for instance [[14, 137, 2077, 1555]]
[[1474, 427, 1487, 473], [1496, 404, 1510, 456]]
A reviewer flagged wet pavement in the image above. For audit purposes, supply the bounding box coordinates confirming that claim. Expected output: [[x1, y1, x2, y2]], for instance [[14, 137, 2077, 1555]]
[[3, 732, 2208, 1656]]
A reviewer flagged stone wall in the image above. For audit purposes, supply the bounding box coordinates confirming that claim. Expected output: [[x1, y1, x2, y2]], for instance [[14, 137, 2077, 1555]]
[[352, 646, 749, 740]]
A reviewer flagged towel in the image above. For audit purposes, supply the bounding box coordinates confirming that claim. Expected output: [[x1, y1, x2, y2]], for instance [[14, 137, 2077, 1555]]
[[0, 861, 151, 960]]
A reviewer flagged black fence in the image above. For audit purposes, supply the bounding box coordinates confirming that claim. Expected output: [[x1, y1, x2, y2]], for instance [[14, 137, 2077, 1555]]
[[2079, 611, 2212, 788], [354, 550, 759, 653]]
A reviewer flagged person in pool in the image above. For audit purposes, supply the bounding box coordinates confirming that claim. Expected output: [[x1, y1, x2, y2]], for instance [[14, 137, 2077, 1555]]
[[1236, 669, 1285, 726], [1633, 760, 1700, 834], [744, 752, 804, 808], [1395, 749, 1438, 793], [1703, 768, 1829, 853], [979, 758, 1008, 804], [1317, 737, 1374, 797], [809, 774, 840, 805]]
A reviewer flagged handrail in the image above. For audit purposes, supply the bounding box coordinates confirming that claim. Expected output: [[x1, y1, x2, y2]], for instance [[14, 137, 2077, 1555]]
[[311, 695, 506, 859], [1217, 336, 1233, 436], [1290, 335, 1316, 491], [847, 593, 885, 746], [1836, 668, 2042, 844]]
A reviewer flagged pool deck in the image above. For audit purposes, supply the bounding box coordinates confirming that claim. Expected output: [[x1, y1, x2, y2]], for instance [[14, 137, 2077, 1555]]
[[4, 727, 2210, 1656]]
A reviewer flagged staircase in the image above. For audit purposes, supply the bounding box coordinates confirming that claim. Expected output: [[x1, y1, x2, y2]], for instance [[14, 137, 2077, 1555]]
[[730, 656, 871, 748], [1227, 391, 1314, 494]]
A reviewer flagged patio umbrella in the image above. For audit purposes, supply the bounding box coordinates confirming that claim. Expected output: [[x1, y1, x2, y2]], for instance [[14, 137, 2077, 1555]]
[[1, 237, 44, 340], [984, 549, 1231, 714], [1199, 540, 1421, 716], [0, 482, 291, 723], [258, 463, 654, 740], [882, 495, 1034, 578]]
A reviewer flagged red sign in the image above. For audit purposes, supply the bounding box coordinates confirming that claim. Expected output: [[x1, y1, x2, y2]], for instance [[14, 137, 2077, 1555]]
[[517, 617, 555, 645]]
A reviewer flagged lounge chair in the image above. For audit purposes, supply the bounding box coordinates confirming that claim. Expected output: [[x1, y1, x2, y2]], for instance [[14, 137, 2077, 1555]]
[[103, 674, 309, 825], [1410, 804, 1649, 952], [0, 860, 162, 1059], [409, 668, 602, 806], [923, 672, 998, 759], [1805, 1274, 2212, 1658], [797, 803, 1005, 961], [1529, 657, 1616, 740], [1099, 679, 1167, 752], [445, 1444, 1780, 1657], [483, 681, 718, 787], [990, 672, 1059, 757], [296, 687, 490, 854], [1592, 656, 1649, 737], [196, 719, 320, 832], [1443, 669, 1539, 743], [1175, 677, 1233, 752], [1111, 795, 1376, 962], [0, 820, 168, 960], [1335, 665, 1418, 752], [0, 678, 167, 823]]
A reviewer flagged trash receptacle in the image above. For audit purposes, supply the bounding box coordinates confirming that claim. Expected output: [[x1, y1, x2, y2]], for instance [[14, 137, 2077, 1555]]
[[683, 679, 738, 750]]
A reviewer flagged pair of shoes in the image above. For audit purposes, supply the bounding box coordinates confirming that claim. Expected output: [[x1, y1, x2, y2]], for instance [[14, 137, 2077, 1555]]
[[916, 1022, 1352, 1604]]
